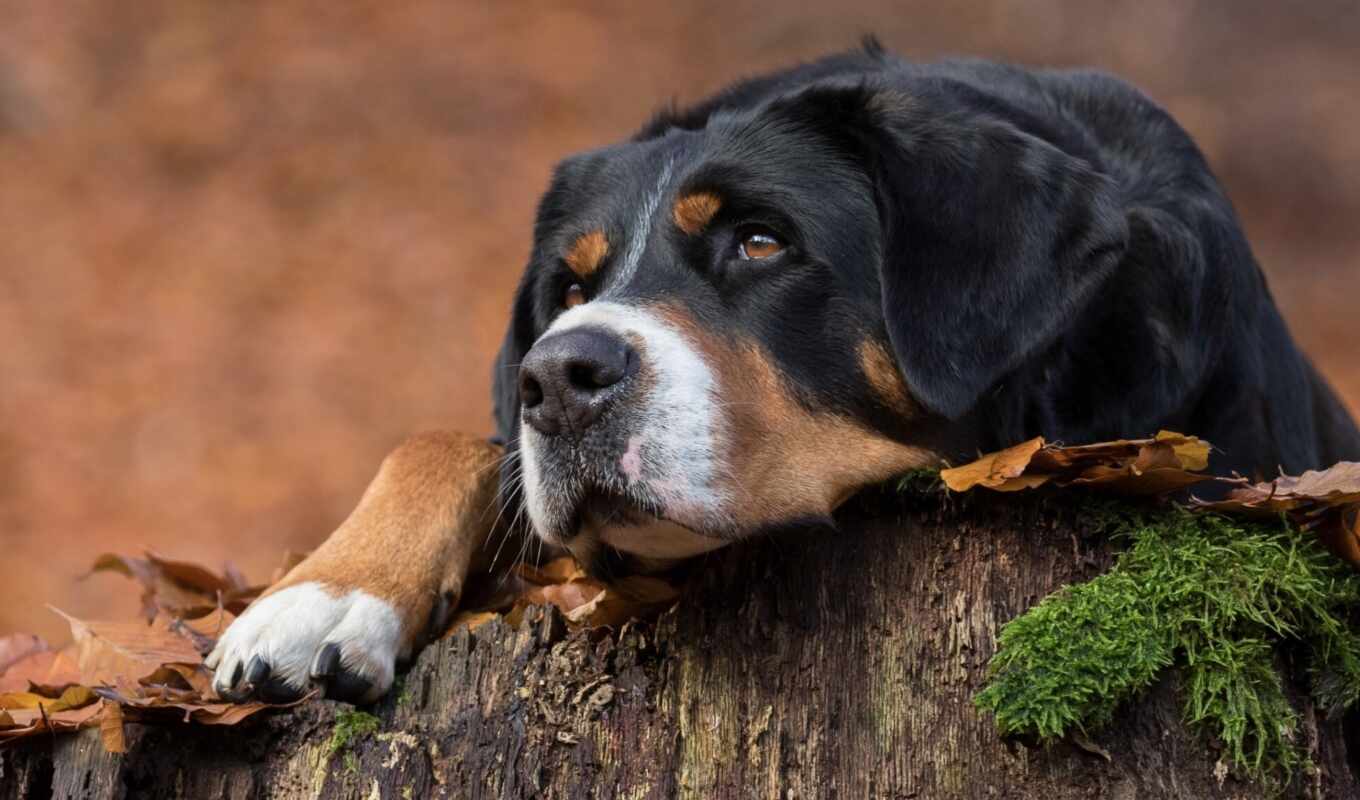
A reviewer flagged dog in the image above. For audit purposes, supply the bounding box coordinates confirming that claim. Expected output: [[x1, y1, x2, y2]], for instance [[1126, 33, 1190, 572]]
[[208, 41, 1360, 704]]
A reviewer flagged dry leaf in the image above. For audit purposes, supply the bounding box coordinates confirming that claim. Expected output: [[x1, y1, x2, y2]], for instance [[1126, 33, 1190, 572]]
[[139, 662, 215, 695], [0, 646, 82, 694], [941, 431, 1211, 495], [0, 699, 103, 743], [0, 684, 97, 714], [0, 634, 48, 677], [516, 558, 588, 585], [442, 610, 501, 637], [940, 437, 1048, 492], [3, 555, 315, 749], [100, 701, 127, 753], [86, 552, 261, 620], [50, 608, 203, 687], [1194, 462, 1360, 569], [497, 559, 681, 630]]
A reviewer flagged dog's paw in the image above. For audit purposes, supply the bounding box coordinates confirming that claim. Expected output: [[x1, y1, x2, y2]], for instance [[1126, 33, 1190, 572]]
[[206, 582, 404, 705]]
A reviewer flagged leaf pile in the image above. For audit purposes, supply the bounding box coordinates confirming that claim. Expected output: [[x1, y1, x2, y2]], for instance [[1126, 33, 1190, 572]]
[[940, 431, 1212, 495], [445, 557, 680, 637], [941, 431, 1360, 572], [0, 609, 299, 751], [85, 551, 270, 621], [3, 546, 682, 750], [1, 549, 318, 749]]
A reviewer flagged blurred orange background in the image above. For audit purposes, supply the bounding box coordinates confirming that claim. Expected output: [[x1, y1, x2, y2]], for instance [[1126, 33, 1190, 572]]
[[3, 1, 1358, 642]]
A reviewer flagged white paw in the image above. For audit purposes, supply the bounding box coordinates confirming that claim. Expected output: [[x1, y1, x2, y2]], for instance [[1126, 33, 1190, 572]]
[[205, 582, 403, 705]]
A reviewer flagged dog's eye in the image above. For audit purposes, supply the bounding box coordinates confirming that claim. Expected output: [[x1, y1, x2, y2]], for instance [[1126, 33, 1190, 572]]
[[563, 283, 587, 309], [738, 228, 785, 261]]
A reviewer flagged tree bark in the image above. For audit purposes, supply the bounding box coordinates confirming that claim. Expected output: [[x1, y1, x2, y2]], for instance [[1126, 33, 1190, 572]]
[[4, 491, 1357, 799]]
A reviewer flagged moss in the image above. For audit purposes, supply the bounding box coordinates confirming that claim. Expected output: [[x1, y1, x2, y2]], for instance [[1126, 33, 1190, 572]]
[[895, 466, 943, 496], [975, 501, 1360, 786], [325, 708, 382, 767], [393, 675, 412, 707]]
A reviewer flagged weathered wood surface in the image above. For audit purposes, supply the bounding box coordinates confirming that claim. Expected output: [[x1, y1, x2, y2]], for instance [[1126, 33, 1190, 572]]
[[4, 491, 1357, 799]]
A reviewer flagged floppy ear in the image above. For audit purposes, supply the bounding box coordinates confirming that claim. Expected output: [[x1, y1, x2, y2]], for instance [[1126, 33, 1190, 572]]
[[491, 268, 538, 446], [778, 83, 1129, 419]]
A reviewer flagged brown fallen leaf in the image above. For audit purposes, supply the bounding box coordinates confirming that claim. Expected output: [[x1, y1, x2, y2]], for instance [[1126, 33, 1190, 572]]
[[100, 701, 127, 753], [0, 646, 83, 694], [93, 685, 311, 728], [0, 684, 97, 713], [86, 551, 262, 621], [497, 557, 681, 630], [560, 576, 681, 628], [0, 699, 104, 743], [0, 634, 48, 677], [49, 608, 203, 687], [516, 558, 588, 585], [442, 610, 502, 637], [939, 437, 1048, 492], [941, 431, 1212, 495], [139, 662, 215, 695], [1193, 462, 1360, 569], [3, 556, 315, 750]]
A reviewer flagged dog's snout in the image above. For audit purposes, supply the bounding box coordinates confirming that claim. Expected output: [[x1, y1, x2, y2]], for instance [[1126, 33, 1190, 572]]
[[520, 327, 634, 435]]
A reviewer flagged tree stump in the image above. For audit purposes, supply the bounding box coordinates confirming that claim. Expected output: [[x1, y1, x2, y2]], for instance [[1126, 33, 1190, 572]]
[[3, 491, 1356, 799]]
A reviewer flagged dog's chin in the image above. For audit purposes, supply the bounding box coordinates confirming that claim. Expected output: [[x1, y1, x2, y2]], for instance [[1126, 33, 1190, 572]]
[[549, 487, 729, 562]]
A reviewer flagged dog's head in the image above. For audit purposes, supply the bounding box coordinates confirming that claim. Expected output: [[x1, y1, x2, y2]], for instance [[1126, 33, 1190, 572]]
[[493, 78, 1128, 563]]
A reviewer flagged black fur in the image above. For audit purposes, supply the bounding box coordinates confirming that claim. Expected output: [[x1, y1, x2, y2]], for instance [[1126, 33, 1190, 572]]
[[494, 42, 1360, 509]]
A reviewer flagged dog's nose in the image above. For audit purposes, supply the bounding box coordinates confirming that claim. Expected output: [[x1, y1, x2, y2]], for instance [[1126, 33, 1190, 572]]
[[519, 328, 634, 436]]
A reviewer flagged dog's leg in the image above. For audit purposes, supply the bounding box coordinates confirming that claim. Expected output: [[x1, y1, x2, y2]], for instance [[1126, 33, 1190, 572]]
[[206, 431, 506, 704]]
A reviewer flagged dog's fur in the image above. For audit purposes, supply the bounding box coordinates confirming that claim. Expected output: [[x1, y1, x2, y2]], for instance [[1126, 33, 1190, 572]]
[[209, 42, 1360, 703]]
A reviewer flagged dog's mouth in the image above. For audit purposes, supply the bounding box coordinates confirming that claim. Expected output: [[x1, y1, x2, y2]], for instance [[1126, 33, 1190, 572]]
[[571, 486, 659, 532], [531, 472, 729, 563], [571, 490, 730, 563]]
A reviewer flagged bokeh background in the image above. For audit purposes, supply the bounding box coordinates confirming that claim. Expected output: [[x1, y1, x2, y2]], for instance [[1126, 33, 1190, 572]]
[[3, 1, 1358, 642]]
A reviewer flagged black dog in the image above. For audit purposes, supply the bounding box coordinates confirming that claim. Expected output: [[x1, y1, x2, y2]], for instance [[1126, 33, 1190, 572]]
[[210, 42, 1360, 703]]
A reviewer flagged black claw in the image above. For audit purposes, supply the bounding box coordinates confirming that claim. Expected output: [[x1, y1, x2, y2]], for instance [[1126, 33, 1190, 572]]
[[312, 642, 341, 679], [257, 675, 305, 704], [243, 655, 271, 690], [229, 660, 244, 689], [325, 666, 374, 705]]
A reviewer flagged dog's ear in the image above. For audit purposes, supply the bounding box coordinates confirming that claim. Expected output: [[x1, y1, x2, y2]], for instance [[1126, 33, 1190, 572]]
[[491, 268, 538, 445], [774, 83, 1129, 419]]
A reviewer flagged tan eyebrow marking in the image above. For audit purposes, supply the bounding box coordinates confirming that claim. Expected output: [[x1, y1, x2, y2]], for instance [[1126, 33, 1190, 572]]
[[564, 230, 610, 278], [671, 191, 723, 236]]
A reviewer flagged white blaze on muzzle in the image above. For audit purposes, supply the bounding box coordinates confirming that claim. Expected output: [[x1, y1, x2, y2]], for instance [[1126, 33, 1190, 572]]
[[519, 301, 730, 545]]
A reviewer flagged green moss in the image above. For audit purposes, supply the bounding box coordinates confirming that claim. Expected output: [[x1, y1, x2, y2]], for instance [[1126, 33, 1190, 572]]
[[325, 708, 382, 767], [895, 467, 943, 496], [975, 502, 1360, 786], [393, 675, 412, 707]]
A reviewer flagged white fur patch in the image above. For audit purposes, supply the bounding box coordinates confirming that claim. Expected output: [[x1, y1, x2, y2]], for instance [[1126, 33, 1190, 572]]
[[520, 301, 731, 544], [599, 518, 728, 559], [610, 157, 675, 291], [205, 582, 402, 703]]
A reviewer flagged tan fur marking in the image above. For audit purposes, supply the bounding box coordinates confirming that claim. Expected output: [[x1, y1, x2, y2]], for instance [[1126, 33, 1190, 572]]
[[858, 339, 920, 419], [263, 431, 503, 651], [656, 305, 938, 528], [565, 230, 610, 278], [671, 191, 722, 236]]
